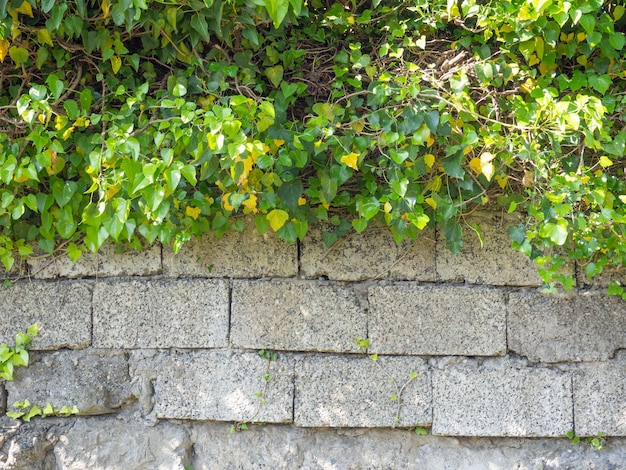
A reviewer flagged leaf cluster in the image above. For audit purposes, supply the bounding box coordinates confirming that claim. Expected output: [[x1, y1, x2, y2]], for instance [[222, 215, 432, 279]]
[[0, 0, 625, 291], [0, 323, 37, 381]]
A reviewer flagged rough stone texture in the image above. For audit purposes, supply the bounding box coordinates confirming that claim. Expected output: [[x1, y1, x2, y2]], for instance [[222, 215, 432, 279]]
[[436, 212, 548, 286], [187, 423, 626, 470], [131, 349, 294, 422], [51, 418, 191, 470], [294, 354, 431, 427], [432, 364, 573, 437], [508, 289, 626, 362], [0, 281, 92, 350], [231, 280, 367, 352], [4, 419, 626, 470], [27, 243, 162, 279], [163, 217, 297, 278], [300, 224, 436, 281], [93, 278, 229, 348], [5, 350, 133, 415], [368, 284, 506, 356], [574, 364, 626, 436]]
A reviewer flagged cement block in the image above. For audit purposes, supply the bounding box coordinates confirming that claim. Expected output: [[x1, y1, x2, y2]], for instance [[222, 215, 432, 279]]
[[574, 365, 626, 436], [432, 366, 573, 437], [508, 290, 626, 362], [133, 349, 294, 422], [231, 280, 367, 353], [5, 350, 132, 415], [93, 278, 229, 349], [368, 284, 506, 356], [436, 212, 547, 286], [163, 217, 297, 278], [52, 418, 191, 470], [300, 224, 436, 281], [27, 242, 162, 279], [294, 354, 431, 427], [0, 280, 92, 350]]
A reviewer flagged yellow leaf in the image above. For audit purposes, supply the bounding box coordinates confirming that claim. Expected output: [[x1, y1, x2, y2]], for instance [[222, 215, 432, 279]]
[[11, 1, 33, 18], [102, 0, 111, 18], [36, 29, 53, 47], [425, 197, 437, 209], [528, 54, 540, 66], [495, 174, 508, 189], [297, 197, 307, 206], [340, 152, 359, 170], [425, 135, 435, 147], [469, 157, 483, 175], [110, 55, 122, 74], [383, 201, 392, 213], [222, 193, 234, 211], [242, 193, 258, 214], [424, 153, 435, 169], [62, 126, 75, 140], [267, 209, 289, 232], [463, 145, 473, 156], [185, 206, 201, 220], [0, 39, 9, 62], [577, 32, 586, 43], [599, 156, 613, 168]]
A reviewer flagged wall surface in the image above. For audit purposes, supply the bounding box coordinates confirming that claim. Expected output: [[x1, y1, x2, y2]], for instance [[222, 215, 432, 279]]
[[1, 212, 626, 469]]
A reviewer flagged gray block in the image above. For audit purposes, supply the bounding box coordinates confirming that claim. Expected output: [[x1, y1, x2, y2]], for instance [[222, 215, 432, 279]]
[[577, 261, 626, 288], [574, 365, 626, 436], [294, 354, 431, 427], [52, 418, 191, 470], [28, 242, 162, 279], [436, 212, 547, 286], [5, 350, 132, 415], [231, 280, 367, 352], [432, 366, 572, 437], [163, 217, 297, 278], [93, 278, 229, 348], [0, 280, 92, 350], [508, 290, 626, 362], [300, 224, 436, 281], [134, 349, 294, 422], [369, 284, 506, 356]]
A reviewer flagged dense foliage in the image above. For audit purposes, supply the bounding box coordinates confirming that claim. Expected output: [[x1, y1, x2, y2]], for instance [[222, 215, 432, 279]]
[[0, 0, 625, 292]]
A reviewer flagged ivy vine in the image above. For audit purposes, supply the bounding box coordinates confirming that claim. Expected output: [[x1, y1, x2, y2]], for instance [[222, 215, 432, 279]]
[[0, 0, 625, 293]]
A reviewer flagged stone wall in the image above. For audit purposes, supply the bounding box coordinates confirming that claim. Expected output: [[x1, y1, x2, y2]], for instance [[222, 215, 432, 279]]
[[1, 212, 626, 469]]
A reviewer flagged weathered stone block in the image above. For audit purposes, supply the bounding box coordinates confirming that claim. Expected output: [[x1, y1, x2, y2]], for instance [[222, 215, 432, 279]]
[[28, 243, 162, 279], [432, 365, 572, 437], [294, 354, 431, 427], [52, 418, 192, 469], [5, 350, 132, 415], [577, 261, 626, 288], [508, 290, 626, 362], [574, 365, 626, 436], [368, 284, 506, 356], [300, 224, 436, 281], [93, 278, 229, 349], [436, 212, 546, 286], [163, 218, 297, 278], [231, 280, 367, 353], [132, 349, 294, 422], [0, 280, 92, 350]]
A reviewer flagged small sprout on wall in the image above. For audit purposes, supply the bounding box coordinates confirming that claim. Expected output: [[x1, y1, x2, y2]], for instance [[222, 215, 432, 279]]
[[566, 430, 606, 450]]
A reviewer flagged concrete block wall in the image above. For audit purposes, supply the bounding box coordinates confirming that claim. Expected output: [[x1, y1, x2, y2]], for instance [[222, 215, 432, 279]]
[[1, 212, 626, 469]]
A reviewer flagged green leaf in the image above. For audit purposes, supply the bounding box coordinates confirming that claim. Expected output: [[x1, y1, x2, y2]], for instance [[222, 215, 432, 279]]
[[540, 220, 568, 246], [277, 180, 303, 210], [264, 0, 290, 28], [265, 65, 284, 88], [352, 218, 368, 233], [9, 46, 29, 66], [588, 74, 611, 94]]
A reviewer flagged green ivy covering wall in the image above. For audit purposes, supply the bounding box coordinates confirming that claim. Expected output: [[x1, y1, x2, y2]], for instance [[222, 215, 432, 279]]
[[0, 0, 625, 293]]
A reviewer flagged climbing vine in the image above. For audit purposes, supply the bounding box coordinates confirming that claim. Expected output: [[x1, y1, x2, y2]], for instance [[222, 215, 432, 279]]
[[0, 0, 625, 292]]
